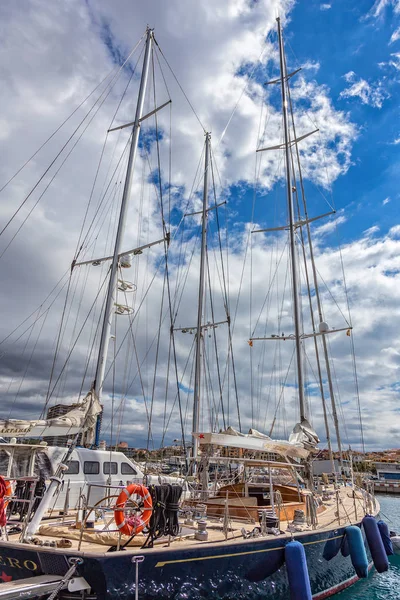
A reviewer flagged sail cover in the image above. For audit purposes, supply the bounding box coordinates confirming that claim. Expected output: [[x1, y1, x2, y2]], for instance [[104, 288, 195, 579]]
[[195, 427, 310, 459], [0, 391, 101, 441]]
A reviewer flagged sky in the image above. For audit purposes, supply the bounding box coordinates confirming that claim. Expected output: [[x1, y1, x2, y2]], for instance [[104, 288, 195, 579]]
[[0, 0, 399, 453]]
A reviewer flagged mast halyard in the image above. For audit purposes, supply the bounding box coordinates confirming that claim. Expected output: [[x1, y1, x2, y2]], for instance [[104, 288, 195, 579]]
[[276, 18, 307, 422], [192, 132, 211, 461], [93, 28, 154, 402]]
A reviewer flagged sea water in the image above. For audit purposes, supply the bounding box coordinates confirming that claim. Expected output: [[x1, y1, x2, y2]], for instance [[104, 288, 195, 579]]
[[337, 494, 400, 599]]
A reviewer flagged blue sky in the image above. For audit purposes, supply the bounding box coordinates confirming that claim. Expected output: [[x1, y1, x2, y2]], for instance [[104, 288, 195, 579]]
[[289, 0, 400, 243]]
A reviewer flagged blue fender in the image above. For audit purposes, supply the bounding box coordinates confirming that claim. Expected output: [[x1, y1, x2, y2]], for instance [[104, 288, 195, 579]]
[[363, 515, 389, 573], [341, 534, 350, 557], [285, 540, 312, 600], [345, 525, 369, 578], [377, 520, 394, 556], [323, 535, 342, 561]]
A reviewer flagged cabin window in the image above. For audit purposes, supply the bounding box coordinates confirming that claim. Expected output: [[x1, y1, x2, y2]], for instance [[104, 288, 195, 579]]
[[83, 461, 100, 475], [121, 462, 137, 475], [103, 462, 117, 475], [66, 460, 80, 475]]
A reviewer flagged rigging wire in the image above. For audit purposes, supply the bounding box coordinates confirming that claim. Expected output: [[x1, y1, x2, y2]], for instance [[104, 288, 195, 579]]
[[7, 305, 46, 418], [40, 270, 110, 416], [59, 179, 124, 402], [77, 178, 126, 400], [73, 44, 144, 263], [152, 36, 206, 134], [268, 347, 296, 437], [205, 251, 225, 430], [0, 277, 71, 367], [0, 83, 131, 262], [0, 38, 145, 247], [0, 33, 144, 198], [74, 135, 132, 262], [0, 268, 70, 350], [215, 30, 273, 149]]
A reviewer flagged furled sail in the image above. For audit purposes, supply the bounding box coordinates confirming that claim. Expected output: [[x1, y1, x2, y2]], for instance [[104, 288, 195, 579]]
[[289, 418, 320, 450], [0, 391, 101, 442], [195, 427, 310, 459]]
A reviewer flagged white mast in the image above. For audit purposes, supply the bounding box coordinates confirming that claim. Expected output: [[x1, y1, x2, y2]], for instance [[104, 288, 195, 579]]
[[26, 28, 154, 538], [94, 27, 153, 399], [192, 132, 211, 460], [277, 17, 307, 421]]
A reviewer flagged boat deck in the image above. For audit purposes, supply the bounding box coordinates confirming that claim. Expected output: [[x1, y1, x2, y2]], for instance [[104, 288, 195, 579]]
[[4, 486, 377, 557]]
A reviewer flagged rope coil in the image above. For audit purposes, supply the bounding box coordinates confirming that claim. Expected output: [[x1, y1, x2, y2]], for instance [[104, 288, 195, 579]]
[[142, 484, 183, 548]]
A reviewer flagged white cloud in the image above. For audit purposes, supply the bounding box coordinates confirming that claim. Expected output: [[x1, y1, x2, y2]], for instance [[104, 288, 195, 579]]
[[366, 0, 400, 19], [286, 77, 357, 185], [364, 225, 380, 235], [389, 224, 400, 236], [343, 71, 356, 82], [390, 26, 400, 43], [320, 3, 332, 10], [389, 52, 400, 68], [379, 52, 400, 70], [382, 196, 391, 205], [313, 213, 347, 237], [339, 71, 390, 108], [302, 60, 320, 72]]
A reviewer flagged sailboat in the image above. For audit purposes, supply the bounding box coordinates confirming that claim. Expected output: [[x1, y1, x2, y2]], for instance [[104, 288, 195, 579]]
[[0, 20, 390, 600]]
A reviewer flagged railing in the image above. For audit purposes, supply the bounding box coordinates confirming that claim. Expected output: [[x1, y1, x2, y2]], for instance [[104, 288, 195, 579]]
[[2, 477, 39, 542], [76, 482, 143, 551]]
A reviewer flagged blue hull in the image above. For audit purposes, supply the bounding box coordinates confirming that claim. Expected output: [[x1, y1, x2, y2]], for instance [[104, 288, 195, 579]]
[[0, 522, 373, 599]]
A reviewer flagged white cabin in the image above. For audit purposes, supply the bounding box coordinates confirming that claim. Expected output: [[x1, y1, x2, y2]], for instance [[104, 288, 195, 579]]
[[0, 443, 187, 512]]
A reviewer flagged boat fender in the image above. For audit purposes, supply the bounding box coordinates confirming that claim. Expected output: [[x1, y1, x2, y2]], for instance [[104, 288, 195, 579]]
[[341, 533, 350, 557], [345, 525, 368, 578], [390, 536, 400, 556], [377, 520, 394, 556], [322, 535, 342, 561], [285, 540, 312, 600], [362, 515, 389, 573]]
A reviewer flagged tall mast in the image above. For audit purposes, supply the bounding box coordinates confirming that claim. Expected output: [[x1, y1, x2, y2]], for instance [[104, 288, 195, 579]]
[[27, 29, 154, 537], [192, 132, 211, 459], [285, 82, 337, 475], [93, 28, 153, 400], [277, 17, 306, 421], [284, 50, 342, 470]]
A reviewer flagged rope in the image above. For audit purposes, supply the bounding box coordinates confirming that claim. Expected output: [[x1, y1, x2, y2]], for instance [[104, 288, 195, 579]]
[[141, 484, 183, 549]]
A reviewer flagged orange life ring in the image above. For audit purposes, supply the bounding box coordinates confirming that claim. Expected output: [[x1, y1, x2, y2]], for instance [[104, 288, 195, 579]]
[[114, 484, 152, 536]]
